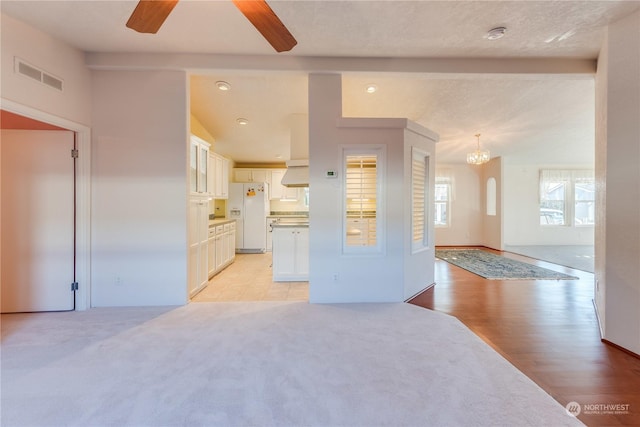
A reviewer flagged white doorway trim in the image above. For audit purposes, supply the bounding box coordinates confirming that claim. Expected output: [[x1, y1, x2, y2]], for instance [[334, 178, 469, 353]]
[[1, 98, 91, 311]]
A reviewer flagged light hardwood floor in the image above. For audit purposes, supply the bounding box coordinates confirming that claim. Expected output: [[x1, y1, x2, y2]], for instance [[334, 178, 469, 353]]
[[191, 253, 309, 302], [410, 247, 640, 427]]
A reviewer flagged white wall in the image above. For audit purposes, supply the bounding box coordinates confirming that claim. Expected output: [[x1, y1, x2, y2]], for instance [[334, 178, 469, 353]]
[[595, 10, 640, 355], [594, 26, 609, 335], [436, 161, 596, 248], [482, 157, 504, 250], [308, 74, 437, 303], [0, 13, 92, 126], [403, 126, 437, 300], [91, 70, 189, 307], [1, 14, 93, 309], [503, 164, 595, 246], [434, 164, 483, 246]]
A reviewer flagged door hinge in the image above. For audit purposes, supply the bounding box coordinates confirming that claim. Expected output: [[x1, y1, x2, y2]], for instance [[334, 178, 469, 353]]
[[71, 282, 79, 291], [71, 149, 79, 158]]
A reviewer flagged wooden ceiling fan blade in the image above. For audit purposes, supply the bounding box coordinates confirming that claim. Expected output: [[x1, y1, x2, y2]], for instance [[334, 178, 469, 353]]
[[126, 0, 179, 34], [232, 0, 297, 52]]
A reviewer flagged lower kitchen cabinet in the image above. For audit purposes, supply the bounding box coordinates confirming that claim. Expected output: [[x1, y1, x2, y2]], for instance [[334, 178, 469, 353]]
[[272, 226, 309, 281], [208, 220, 237, 280], [208, 228, 216, 278], [346, 217, 376, 246]]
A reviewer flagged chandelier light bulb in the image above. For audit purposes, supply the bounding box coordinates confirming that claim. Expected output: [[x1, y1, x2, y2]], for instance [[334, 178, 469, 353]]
[[466, 133, 491, 165]]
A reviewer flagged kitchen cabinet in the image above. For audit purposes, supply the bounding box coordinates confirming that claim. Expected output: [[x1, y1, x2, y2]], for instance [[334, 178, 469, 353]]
[[190, 136, 210, 195], [210, 153, 230, 199], [189, 197, 209, 296], [215, 225, 224, 272], [208, 220, 236, 279], [227, 222, 236, 264], [272, 225, 309, 281], [270, 169, 299, 200], [208, 228, 216, 278], [222, 223, 232, 265], [346, 218, 376, 246], [233, 168, 269, 184]]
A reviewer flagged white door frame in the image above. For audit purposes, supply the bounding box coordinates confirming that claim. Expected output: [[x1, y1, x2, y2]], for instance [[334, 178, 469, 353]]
[[1, 98, 91, 310]]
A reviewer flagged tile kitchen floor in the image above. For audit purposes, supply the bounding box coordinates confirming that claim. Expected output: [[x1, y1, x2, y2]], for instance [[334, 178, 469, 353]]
[[191, 253, 309, 302]]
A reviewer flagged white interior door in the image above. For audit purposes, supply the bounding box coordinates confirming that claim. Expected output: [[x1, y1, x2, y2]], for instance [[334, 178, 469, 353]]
[[1, 130, 75, 312]]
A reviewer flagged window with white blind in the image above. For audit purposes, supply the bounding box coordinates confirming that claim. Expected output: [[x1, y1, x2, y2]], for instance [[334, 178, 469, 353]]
[[435, 168, 453, 227], [412, 148, 429, 252], [539, 169, 594, 226], [343, 146, 384, 254]]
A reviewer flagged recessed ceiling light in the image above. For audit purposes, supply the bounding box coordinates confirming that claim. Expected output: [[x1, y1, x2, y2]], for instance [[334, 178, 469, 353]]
[[485, 27, 507, 40], [216, 81, 231, 91], [365, 84, 378, 94], [236, 118, 249, 125]]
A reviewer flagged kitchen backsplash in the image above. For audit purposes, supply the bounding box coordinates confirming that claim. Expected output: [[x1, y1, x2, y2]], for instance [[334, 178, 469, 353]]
[[211, 199, 226, 218], [270, 210, 309, 216], [269, 198, 308, 213], [209, 196, 308, 219]]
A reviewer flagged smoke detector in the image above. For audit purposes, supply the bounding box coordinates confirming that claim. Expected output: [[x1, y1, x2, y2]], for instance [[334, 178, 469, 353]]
[[485, 27, 507, 40]]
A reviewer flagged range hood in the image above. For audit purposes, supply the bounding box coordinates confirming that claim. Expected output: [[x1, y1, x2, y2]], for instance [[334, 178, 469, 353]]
[[280, 114, 309, 187], [281, 159, 309, 188]]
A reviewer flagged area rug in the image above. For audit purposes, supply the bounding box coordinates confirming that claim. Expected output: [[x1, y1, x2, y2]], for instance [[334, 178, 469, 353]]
[[436, 249, 579, 280]]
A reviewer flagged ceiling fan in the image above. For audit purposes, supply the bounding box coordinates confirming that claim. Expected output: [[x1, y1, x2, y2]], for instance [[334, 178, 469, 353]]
[[126, 0, 297, 53]]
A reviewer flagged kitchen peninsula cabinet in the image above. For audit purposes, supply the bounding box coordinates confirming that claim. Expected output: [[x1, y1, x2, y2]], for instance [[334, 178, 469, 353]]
[[272, 224, 309, 281], [346, 217, 376, 246]]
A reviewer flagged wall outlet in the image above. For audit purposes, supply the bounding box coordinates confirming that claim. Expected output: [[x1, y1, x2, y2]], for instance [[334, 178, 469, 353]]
[[332, 274, 339, 282], [114, 276, 123, 286]]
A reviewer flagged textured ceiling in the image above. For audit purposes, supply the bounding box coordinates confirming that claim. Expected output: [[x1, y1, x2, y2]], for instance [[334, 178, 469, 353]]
[[3, 1, 638, 58], [3, 0, 637, 164]]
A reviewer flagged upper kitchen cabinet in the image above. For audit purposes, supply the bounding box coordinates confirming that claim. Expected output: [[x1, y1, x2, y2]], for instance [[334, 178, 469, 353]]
[[209, 152, 230, 199], [234, 168, 269, 183], [190, 135, 210, 195], [270, 169, 299, 200]]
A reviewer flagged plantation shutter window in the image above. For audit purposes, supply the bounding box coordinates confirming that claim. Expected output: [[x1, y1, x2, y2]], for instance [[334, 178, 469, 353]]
[[412, 148, 429, 252], [343, 146, 385, 254]]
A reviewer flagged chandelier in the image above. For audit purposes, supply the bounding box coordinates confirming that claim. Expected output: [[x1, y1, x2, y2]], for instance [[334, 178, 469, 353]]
[[466, 133, 490, 165]]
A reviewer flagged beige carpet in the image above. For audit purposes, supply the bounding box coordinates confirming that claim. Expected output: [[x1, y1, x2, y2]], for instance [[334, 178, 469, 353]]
[[1, 302, 583, 426]]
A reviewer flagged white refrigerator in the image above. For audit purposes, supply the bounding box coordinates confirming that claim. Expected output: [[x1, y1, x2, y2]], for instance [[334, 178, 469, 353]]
[[228, 183, 269, 253]]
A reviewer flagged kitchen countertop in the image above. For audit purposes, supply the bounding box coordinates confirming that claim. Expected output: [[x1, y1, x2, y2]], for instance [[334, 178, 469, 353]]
[[270, 211, 308, 216], [271, 221, 309, 228], [209, 218, 236, 228]]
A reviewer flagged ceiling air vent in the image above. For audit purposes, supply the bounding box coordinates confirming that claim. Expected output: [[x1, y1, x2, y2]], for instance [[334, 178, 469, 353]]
[[14, 57, 63, 92]]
